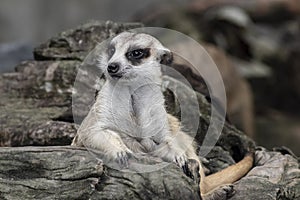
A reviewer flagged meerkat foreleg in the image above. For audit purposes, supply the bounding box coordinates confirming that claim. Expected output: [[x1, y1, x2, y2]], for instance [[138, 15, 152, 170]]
[[73, 128, 132, 168], [71, 111, 133, 168], [90, 129, 133, 167], [152, 134, 189, 170]]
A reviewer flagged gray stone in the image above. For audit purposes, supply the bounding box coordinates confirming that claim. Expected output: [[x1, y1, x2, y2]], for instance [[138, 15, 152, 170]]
[[33, 20, 143, 61], [0, 146, 200, 200]]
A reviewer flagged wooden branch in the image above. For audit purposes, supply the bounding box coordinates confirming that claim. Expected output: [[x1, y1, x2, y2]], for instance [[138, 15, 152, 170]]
[[0, 146, 200, 200]]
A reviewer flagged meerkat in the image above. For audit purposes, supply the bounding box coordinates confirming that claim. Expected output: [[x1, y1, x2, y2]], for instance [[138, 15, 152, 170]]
[[71, 32, 253, 200]]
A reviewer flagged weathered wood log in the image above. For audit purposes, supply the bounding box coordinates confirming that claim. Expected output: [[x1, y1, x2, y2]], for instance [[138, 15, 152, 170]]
[[34, 21, 143, 61], [0, 146, 200, 200], [0, 21, 143, 148], [0, 146, 299, 200]]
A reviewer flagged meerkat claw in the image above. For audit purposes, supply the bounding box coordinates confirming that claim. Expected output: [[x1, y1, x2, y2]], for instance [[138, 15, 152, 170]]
[[175, 155, 192, 177], [187, 159, 200, 184], [182, 161, 191, 178], [175, 155, 186, 167], [116, 151, 130, 168]]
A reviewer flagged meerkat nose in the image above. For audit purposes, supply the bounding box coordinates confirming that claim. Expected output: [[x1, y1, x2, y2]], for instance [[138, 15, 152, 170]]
[[107, 63, 120, 74]]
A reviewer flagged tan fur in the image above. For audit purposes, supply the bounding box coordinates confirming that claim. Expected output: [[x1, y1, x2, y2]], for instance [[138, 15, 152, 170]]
[[203, 154, 253, 192]]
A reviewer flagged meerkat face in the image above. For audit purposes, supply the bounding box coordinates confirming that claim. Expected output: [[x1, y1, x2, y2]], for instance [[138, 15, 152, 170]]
[[102, 32, 173, 82]]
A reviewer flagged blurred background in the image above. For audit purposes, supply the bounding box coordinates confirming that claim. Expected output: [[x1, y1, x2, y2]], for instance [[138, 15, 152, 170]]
[[0, 0, 299, 155]]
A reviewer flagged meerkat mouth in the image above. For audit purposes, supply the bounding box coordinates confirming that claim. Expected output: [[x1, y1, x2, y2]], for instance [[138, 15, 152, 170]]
[[109, 71, 126, 79], [110, 74, 123, 79]]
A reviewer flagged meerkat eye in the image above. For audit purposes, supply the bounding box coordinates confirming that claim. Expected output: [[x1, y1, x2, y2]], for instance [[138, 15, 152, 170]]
[[126, 49, 147, 60], [107, 46, 115, 58]]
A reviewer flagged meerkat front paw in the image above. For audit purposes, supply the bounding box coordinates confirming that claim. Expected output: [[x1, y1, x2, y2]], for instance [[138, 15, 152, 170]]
[[177, 157, 201, 184], [174, 154, 188, 174], [152, 143, 192, 176], [116, 151, 131, 168], [186, 159, 200, 184], [174, 154, 187, 168], [173, 154, 195, 179], [174, 154, 197, 180], [108, 148, 132, 169]]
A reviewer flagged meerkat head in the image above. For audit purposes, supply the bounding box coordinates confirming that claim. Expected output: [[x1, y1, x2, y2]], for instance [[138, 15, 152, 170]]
[[100, 32, 173, 82]]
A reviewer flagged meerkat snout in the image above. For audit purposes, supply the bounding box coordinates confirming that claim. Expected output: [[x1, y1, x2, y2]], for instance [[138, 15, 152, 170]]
[[107, 62, 121, 78]]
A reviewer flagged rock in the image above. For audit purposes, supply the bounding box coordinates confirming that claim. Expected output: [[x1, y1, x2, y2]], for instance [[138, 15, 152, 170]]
[[232, 147, 300, 200], [0, 88, 77, 148], [0, 147, 298, 199], [7, 60, 79, 104], [0, 146, 200, 200], [0, 21, 143, 147], [0, 146, 105, 200], [0, 61, 79, 147], [34, 20, 143, 61]]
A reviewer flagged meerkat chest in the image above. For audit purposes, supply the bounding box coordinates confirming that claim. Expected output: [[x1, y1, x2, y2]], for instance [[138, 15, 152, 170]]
[[98, 82, 169, 147]]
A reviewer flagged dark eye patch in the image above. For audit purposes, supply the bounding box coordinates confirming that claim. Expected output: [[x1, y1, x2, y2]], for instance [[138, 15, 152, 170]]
[[126, 48, 150, 65], [107, 45, 115, 59]]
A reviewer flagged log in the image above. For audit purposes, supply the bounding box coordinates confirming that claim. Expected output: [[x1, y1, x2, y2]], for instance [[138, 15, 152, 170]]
[[0, 146, 200, 200], [0, 146, 298, 200]]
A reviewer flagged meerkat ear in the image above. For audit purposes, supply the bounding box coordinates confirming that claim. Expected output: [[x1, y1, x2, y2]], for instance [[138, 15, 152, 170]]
[[160, 50, 173, 65]]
